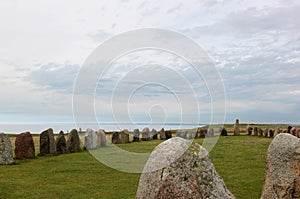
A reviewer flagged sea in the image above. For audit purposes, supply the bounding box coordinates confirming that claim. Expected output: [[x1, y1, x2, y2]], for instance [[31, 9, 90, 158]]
[[0, 122, 207, 134]]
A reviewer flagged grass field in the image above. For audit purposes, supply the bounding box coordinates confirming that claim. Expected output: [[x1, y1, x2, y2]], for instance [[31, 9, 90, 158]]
[[0, 124, 297, 198]]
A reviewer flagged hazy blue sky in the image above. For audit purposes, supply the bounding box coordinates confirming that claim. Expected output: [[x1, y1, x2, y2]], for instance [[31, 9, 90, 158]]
[[0, 0, 299, 131]]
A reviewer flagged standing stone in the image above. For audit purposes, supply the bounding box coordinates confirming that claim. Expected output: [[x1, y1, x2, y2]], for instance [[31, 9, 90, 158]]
[[261, 133, 300, 199], [159, 128, 166, 140], [55, 131, 68, 154], [297, 129, 300, 138], [120, 130, 130, 144], [39, 128, 56, 156], [165, 130, 172, 139], [246, 125, 253, 136], [268, 129, 274, 138], [84, 129, 97, 150], [176, 130, 187, 139], [197, 128, 206, 138], [112, 132, 120, 144], [220, 127, 228, 136], [233, 119, 240, 136], [66, 129, 81, 153], [207, 128, 215, 137], [274, 128, 281, 137], [253, 127, 258, 136], [141, 128, 151, 141], [287, 126, 293, 134], [15, 132, 35, 159], [0, 133, 14, 165], [151, 129, 158, 140], [136, 137, 235, 199], [258, 128, 263, 137], [96, 129, 106, 147], [263, 128, 269, 138], [291, 127, 297, 136], [133, 129, 140, 142]]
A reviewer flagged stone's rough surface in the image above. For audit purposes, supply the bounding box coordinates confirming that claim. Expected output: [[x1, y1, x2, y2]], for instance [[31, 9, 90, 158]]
[[84, 129, 97, 150], [0, 133, 14, 165], [151, 129, 158, 140], [96, 129, 106, 147], [56, 131, 68, 154], [141, 128, 151, 141], [261, 133, 300, 199], [233, 119, 240, 136], [165, 130, 172, 140], [258, 128, 263, 137], [274, 128, 281, 137], [220, 127, 228, 136], [246, 125, 253, 135], [291, 127, 297, 136], [67, 129, 81, 153], [207, 128, 215, 137], [197, 128, 207, 138], [263, 128, 268, 138], [15, 132, 35, 159], [253, 127, 258, 136], [133, 129, 140, 142], [39, 128, 56, 155], [159, 128, 166, 140], [112, 132, 120, 144], [120, 129, 130, 144], [136, 137, 235, 199], [297, 129, 300, 138]]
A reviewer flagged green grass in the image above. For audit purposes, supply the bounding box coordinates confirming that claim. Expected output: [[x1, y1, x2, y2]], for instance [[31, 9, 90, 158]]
[[1, 135, 273, 198]]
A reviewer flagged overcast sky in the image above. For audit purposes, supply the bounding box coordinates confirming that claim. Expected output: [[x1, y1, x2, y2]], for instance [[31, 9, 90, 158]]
[[0, 0, 299, 131]]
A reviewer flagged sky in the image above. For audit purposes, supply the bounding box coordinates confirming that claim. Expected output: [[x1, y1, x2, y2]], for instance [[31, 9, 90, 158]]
[[0, 0, 299, 132]]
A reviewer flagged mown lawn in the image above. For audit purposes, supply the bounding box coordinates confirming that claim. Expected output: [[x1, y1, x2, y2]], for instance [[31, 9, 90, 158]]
[[0, 134, 273, 199]]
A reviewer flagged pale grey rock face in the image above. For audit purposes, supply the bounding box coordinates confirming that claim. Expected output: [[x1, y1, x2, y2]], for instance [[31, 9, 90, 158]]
[[136, 137, 235, 199], [85, 128, 97, 149], [233, 119, 240, 136], [141, 128, 150, 141], [0, 133, 14, 165], [96, 129, 106, 147], [261, 133, 300, 199]]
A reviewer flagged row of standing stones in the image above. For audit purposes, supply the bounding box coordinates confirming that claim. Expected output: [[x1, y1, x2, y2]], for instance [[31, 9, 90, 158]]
[[0, 128, 107, 165]]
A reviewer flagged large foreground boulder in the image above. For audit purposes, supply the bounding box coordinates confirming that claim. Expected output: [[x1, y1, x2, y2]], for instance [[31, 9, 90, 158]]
[[136, 137, 235, 199], [261, 133, 300, 199], [39, 128, 56, 155], [0, 133, 14, 165], [15, 132, 35, 159]]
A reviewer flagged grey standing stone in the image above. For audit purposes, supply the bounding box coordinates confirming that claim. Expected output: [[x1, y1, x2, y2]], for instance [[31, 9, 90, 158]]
[[55, 131, 68, 154], [159, 128, 166, 140], [233, 119, 240, 136], [39, 128, 56, 156], [120, 129, 130, 144], [253, 127, 258, 136], [268, 129, 274, 138], [141, 128, 151, 141], [66, 129, 81, 153], [258, 128, 263, 137], [15, 132, 35, 159], [197, 128, 206, 138], [96, 129, 106, 147], [207, 128, 215, 137], [297, 129, 300, 138], [176, 130, 187, 139], [261, 133, 300, 199], [84, 128, 97, 150], [112, 132, 120, 144], [133, 129, 140, 142], [274, 128, 281, 137], [0, 133, 14, 165], [136, 137, 235, 199], [263, 128, 269, 138], [246, 125, 253, 136], [220, 127, 228, 136], [151, 129, 158, 140], [165, 130, 172, 139]]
